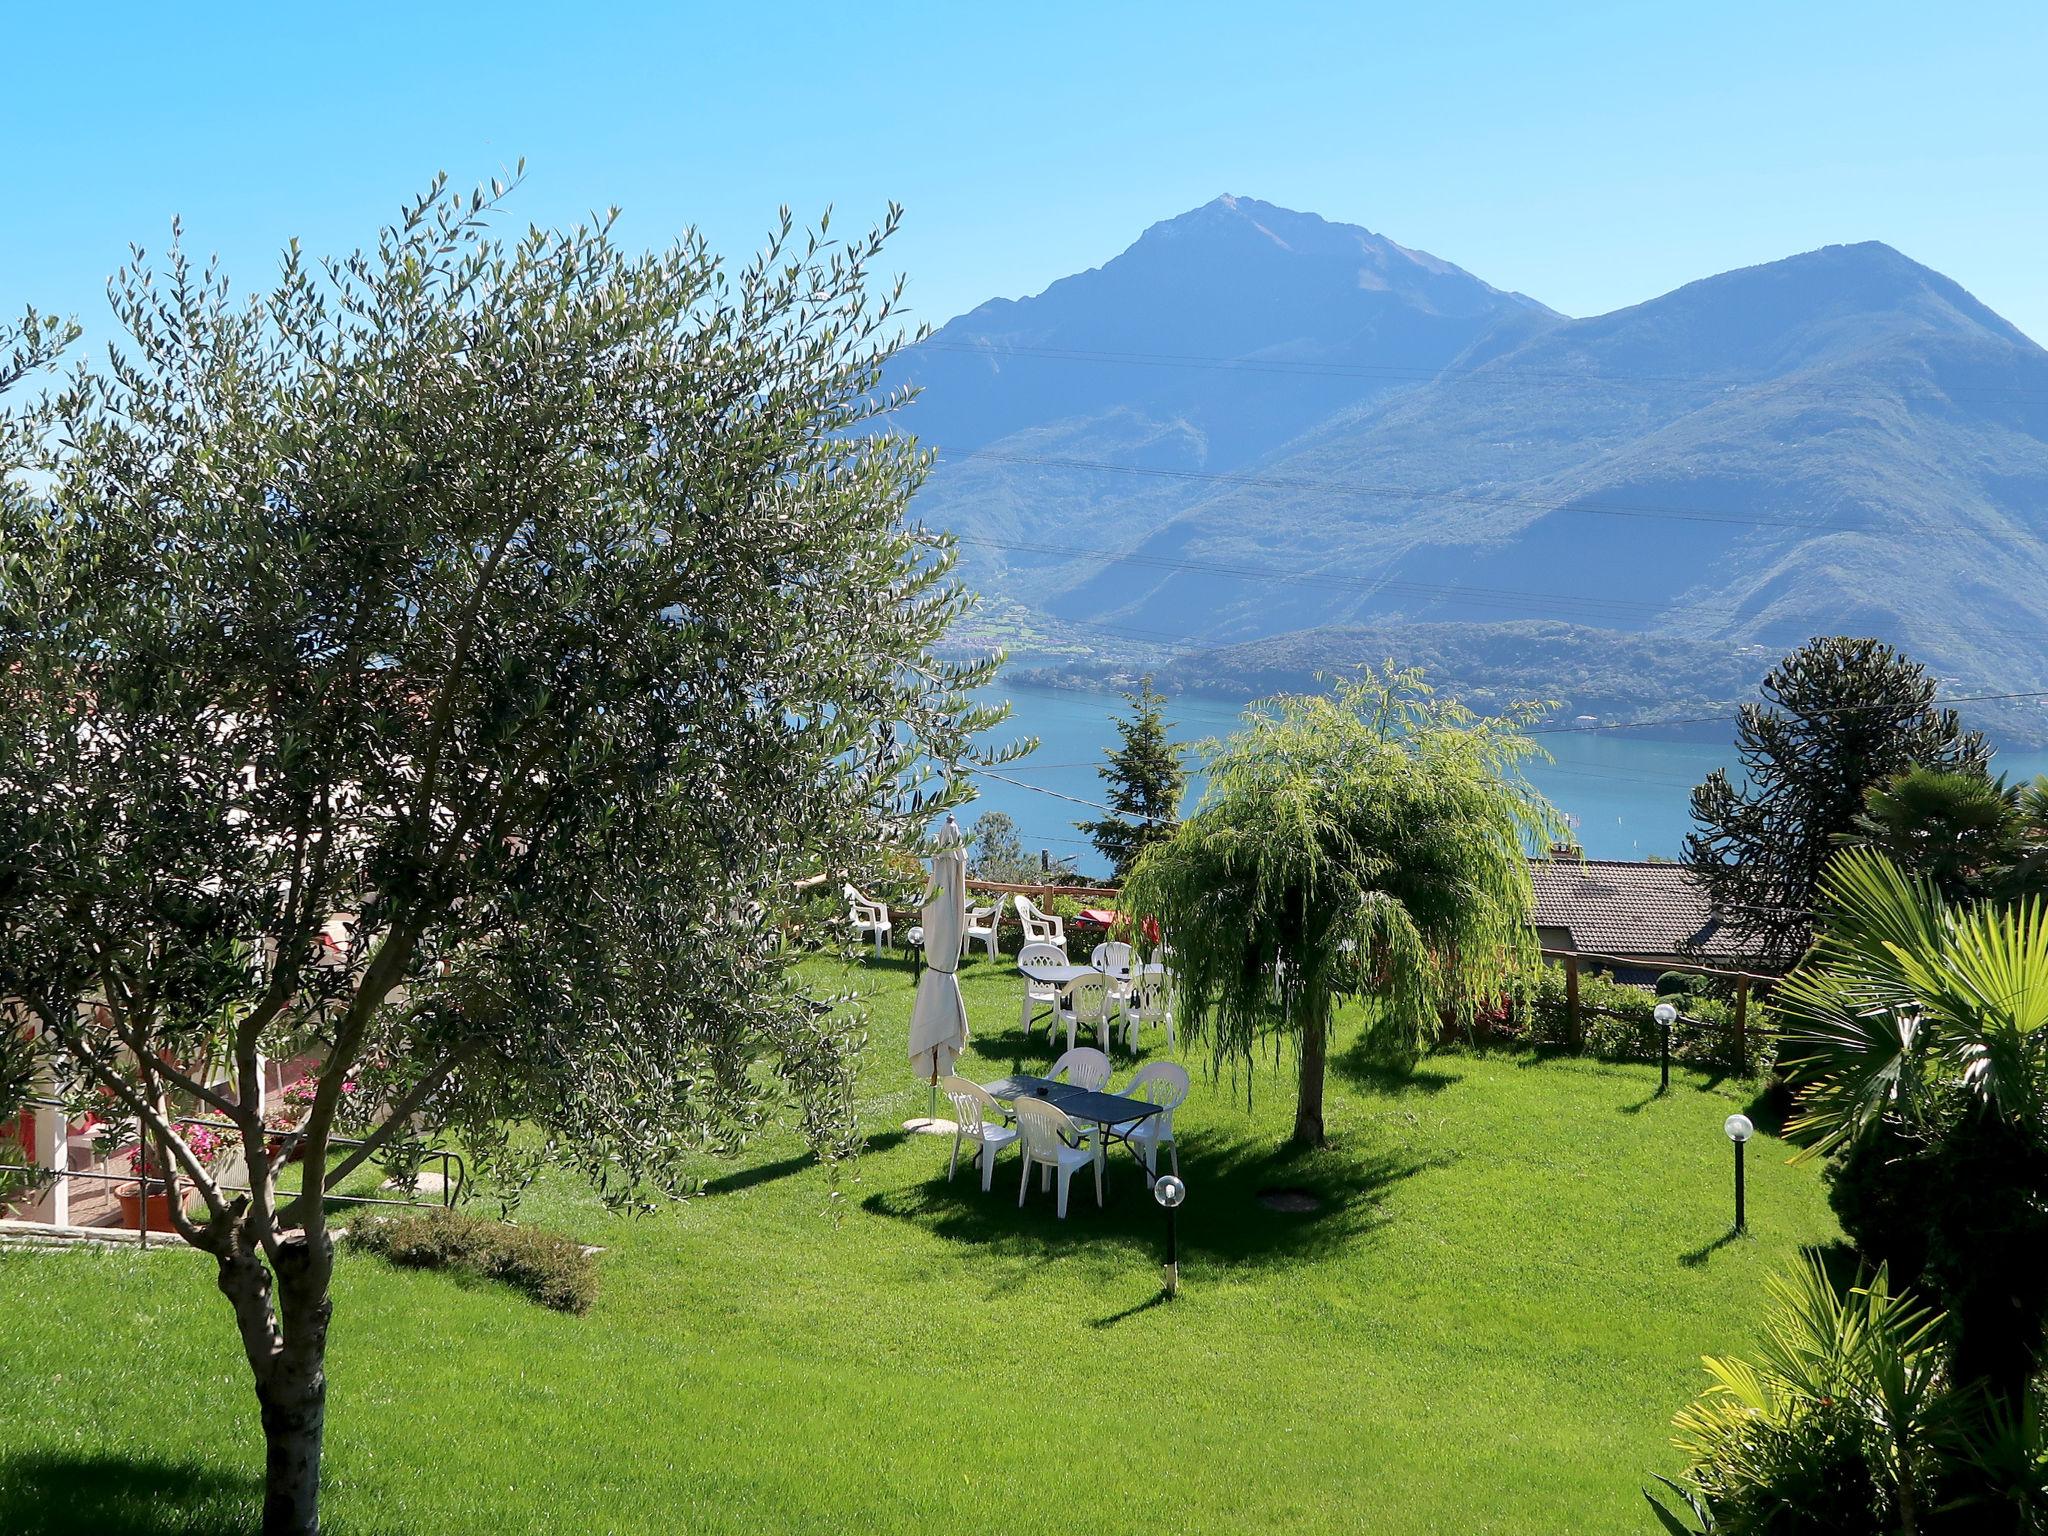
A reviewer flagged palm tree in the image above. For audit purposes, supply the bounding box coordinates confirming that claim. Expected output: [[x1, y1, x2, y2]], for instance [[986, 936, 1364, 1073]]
[[1121, 669, 1559, 1147], [1776, 847, 2048, 1412], [1655, 1258, 1951, 1536]]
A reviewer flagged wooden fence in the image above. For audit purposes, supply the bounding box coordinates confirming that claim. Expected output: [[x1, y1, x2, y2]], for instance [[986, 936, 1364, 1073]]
[[1539, 947, 1780, 1060]]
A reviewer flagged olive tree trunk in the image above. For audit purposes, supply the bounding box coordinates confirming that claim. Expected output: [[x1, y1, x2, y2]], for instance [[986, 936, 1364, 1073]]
[[218, 1230, 335, 1536]]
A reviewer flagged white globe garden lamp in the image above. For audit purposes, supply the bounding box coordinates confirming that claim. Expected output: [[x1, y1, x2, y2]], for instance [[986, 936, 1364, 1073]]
[[1154, 1174, 1186, 1297], [1724, 1113, 1754, 1231]]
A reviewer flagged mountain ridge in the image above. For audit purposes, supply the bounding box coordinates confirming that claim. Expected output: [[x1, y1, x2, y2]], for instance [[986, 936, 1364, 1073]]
[[910, 198, 2048, 742]]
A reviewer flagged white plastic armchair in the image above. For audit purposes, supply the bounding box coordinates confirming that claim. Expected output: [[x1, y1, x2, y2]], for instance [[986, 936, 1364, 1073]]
[[1015, 895, 1065, 951], [843, 884, 892, 957], [1017, 941, 1066, 1033], [1121, 966, 1178, 1053], [1048, 1045, 1113, 1092], [941, 1075, 1020, 1193], [1089, 940, 1134, 976], [963, 892, 1008, 962], [1014, 1097, 1102, 1219], [1054, 973, 1115, 1054], [1090, 940, 1136, 1006], [1119, 1060, 1189, 1177]]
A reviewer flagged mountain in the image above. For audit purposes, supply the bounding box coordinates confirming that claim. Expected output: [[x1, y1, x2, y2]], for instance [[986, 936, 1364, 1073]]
[[892, 195, 1553, 606], [905, 205, 2048, 740]]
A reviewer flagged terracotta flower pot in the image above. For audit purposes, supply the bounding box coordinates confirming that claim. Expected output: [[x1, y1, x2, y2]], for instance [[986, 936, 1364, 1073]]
[[113, 1180, 182, 1235]]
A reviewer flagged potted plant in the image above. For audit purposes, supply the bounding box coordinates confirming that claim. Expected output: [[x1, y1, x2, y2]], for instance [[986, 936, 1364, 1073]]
[[112, 1122, 226, 1233]]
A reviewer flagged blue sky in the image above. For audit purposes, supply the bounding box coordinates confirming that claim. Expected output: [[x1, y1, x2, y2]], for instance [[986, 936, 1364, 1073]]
[[4, 1, 2044, 342]]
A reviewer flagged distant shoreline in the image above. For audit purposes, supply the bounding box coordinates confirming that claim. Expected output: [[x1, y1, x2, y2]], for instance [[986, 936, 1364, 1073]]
[[990, 668, 2048, 755]]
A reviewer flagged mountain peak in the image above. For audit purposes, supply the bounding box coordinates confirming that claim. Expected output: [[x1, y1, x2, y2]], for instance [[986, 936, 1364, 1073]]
[[1145, 193, 1386, 257], [895, 198, 1552, 464], [1568, 238, 2040, 364]]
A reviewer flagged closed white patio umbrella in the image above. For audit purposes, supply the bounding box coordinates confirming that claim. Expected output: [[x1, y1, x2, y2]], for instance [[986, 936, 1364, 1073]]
[[905, 814, 969, 1133]]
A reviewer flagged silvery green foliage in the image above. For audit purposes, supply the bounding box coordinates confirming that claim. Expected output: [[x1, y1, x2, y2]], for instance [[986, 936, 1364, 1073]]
[[0, 174, 1013, 1531], [0, 171, 1006, 1236]]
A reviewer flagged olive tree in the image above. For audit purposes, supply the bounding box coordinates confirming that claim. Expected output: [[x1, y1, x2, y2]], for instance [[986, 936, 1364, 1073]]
[[1122, 670, 1560, 1147], [0, 176, 999, 1535]]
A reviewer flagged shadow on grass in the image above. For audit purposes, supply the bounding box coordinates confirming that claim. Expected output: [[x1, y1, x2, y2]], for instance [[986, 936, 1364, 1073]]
[[0, 1452, 261, 1535], [860, 1131, 1440, 1272], [1679, 1228, 1748, 1268], [1618, 1084, 1670, 1116], [1090, 1290, 1171, 1328], [965, 1022, 1064, 1073], [698, 1131, 910, 1196], [1329, 1043, 1459, 1099], [1802, 1239, 1866, 1291]]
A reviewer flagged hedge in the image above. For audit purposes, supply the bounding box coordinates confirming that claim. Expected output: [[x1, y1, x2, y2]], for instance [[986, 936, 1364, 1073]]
[[347, 1208, 597, 1314]]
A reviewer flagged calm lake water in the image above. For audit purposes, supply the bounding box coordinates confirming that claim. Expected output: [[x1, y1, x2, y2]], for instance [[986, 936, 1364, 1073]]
[[962, 681, 2048, 879]]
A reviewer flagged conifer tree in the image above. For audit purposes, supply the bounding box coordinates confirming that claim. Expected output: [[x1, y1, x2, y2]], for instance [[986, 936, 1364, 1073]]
[[1685, 638, 1987, 970], [1076, 679, 1186, 879]]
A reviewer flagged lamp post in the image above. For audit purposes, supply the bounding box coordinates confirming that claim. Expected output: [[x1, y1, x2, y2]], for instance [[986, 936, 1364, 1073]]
[[1654, 1001, 1677, 1093], [1724, 1113, 1753, 1232], [1154, 1173, 1186, 1298], [907, 924, 925, 981]]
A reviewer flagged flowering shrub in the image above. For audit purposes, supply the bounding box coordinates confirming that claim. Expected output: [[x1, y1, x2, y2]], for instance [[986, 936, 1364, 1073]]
[[128, 1121, 230, 1182], [265, 1074, 362, 1130]]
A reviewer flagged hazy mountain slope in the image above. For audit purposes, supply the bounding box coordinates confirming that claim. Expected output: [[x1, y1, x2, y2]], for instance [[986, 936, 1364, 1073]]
[[1042, 242, 2048, 722], [893, 196, 1555, 598]]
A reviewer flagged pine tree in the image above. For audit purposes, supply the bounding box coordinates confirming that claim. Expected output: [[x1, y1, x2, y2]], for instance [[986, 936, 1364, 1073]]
[[1076, 679, 1187, 879], [1684, 637, 1988, 970]]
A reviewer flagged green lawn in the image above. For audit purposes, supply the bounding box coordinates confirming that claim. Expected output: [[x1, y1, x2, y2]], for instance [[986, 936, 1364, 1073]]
[[0, 956, 1839, 1534]]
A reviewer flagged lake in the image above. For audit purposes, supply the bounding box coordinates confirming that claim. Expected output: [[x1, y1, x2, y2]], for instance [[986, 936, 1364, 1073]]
[[962, 681, 2048, 879]]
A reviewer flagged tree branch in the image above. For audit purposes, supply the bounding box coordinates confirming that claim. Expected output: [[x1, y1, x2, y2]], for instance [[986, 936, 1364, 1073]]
[[317, 1039, 484, 1195]]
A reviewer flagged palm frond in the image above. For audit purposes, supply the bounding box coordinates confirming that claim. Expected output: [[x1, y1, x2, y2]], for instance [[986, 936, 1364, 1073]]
[[1782, 849, 2048, 1151]]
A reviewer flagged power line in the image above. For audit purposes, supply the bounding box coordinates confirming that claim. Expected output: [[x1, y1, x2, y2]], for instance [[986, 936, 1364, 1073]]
[[936, 447, 2043, 540], [975, 767, 1174, 824], [950, 525, 2048, 651], [951, 530, 1686, 623], [911, 337, 2048, 405]]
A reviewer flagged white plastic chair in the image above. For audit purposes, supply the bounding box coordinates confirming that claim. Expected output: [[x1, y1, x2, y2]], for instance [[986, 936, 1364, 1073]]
[[1015, 895, 1066, 951], [962, 892, 1008, 962], [1089, 941, 1134, 976], [1090, 939, 1136, 1009], [1054, 973, 1115, 1054], [941, 1075, 1020, 1192], [1014, 1097, 1102, 1219], [1118, 1060, 1189, 1177], [1121, 967, 1178, 1053], [843, 884, 891, 957], [1048, 1045, 1113, 1092], [1017, 940, 1066, 1033]]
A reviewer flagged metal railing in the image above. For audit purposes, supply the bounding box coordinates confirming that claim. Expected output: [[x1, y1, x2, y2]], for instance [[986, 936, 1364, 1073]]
[[2, 1103, 465, 1249]]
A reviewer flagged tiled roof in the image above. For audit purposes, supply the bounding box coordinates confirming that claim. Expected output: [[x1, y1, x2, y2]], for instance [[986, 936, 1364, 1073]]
[[1527, 857, 1749, 960]]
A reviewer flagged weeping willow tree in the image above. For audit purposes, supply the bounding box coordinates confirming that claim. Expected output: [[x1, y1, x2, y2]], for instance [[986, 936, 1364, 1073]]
[[1121, 669, 1562, 1147]]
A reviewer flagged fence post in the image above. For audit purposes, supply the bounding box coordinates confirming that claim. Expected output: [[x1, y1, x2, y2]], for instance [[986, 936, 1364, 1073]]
[[1734, 977, 1750, 1071], [1564, 954, 1583, 1052]]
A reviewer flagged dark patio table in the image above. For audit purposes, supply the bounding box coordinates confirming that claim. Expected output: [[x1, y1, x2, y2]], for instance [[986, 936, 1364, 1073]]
[[981, 1074, 1162, 1139]]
